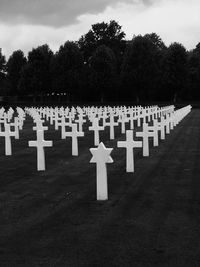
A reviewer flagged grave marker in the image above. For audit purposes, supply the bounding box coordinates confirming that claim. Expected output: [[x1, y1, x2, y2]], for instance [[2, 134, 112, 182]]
[[89, 118, 104, 146], [64, 123, 84, 156], [90, 142, 113, 200], [28, 130, 53, 171], [0, 123, 16, 155], [136, 122, 151, 156], [105, 115, 118, 140], [117, 130, 142, 172]]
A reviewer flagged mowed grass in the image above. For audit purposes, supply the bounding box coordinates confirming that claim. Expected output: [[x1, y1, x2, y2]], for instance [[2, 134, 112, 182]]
[[0, 114, 144, 217], [0, 110, 198, 267]]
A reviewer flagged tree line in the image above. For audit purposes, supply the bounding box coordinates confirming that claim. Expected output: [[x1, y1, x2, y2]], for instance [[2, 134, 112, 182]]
[[0, 20, 200, 103]]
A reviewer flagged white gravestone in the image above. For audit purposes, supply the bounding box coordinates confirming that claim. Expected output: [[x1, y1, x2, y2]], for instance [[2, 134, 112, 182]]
[[128, 111, 135, 130], [105, 115, 118, 140], [60, 116, 72, 139], [10, 117, 20, 139], [29, 130, 53, 171], [0, 123, 16, 155], [136, 122, 151, 157], [75, 114, 86, 132], [148, 119, 159, 147], [118, 114, 128, 134], [165, 114, 170, 134], [157, 117, 166, 140], [89, 118, 104, 146], [90, 142, 113, 200], [64, 123, 84, 156], [33, 120, 48, 132], [117, 130, 142, 172]]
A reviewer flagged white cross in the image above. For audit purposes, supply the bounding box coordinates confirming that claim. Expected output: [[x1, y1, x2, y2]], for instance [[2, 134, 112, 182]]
[[33, 119, 48, 132], [16, 116, 24, 130], [117, 130, 142, 172], [64, 123, 84, 156], [148, 119, 159, 147], [128, 111, 135, 130], [75, 114, 86, 132], [105, 115, 118, 140], [157, 117, 166, 140], [9, 117, 20, 139], [55, 114, 62, 130], [90, 142, 113, 200], [102, 111, 108, 127], [118, 114, 129, 134], [136, 122, 152, 156], [60, 116, 72, 139], [169, 113, 175, 130], [137, 112, 143, 127], [165, 114, 170, 134], [28, 130, 53, 171], [67, 112, 75, 124], [89, 118, 104, 146], [0, 123, 16, 155]]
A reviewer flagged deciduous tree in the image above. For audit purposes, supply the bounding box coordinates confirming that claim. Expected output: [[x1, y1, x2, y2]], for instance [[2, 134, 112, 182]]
[[89, 45, 117, 102], [6, 50, 27, 96]]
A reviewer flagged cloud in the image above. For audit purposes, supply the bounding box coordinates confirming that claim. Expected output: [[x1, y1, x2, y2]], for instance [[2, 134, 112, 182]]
[[0, 0, 150, 27], [0, 23, 84, 59], [79, 0, 200, 48], [1, 0, 200, 59]]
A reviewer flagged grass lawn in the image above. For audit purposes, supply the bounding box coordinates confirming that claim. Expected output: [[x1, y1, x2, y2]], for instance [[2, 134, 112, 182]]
[[0, 109, 200, 267]]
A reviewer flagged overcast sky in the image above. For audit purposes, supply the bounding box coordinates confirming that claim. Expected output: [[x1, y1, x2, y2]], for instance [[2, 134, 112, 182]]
[[0, 0, 200, 59]]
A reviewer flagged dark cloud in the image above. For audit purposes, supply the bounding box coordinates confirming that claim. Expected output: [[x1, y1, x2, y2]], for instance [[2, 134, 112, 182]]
[[0, 0, 153, 27]]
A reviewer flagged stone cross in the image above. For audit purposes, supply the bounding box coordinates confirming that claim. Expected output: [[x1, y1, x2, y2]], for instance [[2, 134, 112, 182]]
[[10, 117, 20, 139], [90, 142, 113, 200], [169, 113, 175, 130], [0, 123, 16, 155], [75, 114, 86, 132], [105, 115, 118, 140], [28, 130, 53, 171], [102, 111, 108, 127], [117, 130, 142, 172], [148, 119, 159, 147], [89, 118, 104, 146], [128, 111, 135, 130], [118, 114, 129, 134], [64, 123, 84, 156], [55, 113, 62, 130], [136, 122, 151, 156], [66, 112, 75, 125], [137, 112, 142, 127], [33, 119, 48, 132], [165, 114, 170, 134], [157, 117, 166, 140], [60, 116, 72, 139]]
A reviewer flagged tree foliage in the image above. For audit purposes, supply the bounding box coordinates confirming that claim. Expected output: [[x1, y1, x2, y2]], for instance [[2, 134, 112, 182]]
[[50, 41, 84, 100], [6, 50, 27, 95], [163, 42, 188, 101], [89, 45, 117, 102], [18, 44, 53, 96], [1, 22, 200, 103], [78, 20, 126, 65], [120, 34, 163, 101], [0, 48, 6, 95]]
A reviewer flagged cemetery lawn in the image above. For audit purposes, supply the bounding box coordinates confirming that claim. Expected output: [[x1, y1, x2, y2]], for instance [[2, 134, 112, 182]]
[[1, 109, 200, 267]]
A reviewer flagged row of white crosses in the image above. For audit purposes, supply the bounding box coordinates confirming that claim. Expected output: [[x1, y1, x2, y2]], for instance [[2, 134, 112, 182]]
[[90, 105, 192, 200], [0, 108, 26, 155], [0, 104, 178, 173], [1, 105, 171, 159], [26, 108, 85, 170]]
